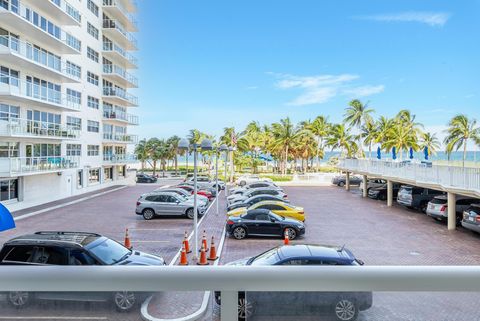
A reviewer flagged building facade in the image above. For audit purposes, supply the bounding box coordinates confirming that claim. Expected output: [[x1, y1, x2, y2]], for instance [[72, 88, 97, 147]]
[[0, 0, 139, 211]]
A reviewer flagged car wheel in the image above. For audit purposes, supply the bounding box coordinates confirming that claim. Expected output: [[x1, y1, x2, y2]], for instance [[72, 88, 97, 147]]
[[284, 227, 297, 240], [338, 181, 345, 187], [7, 292, 30, 309], [113, 291, 136, 312], [333, 297, 358, 321], [186, 208, 194, 219], [142, 208, 155, 220], [420, 202, 428, 214], [238, 296, 255, 320], [233, 227, 247, 240], [239, 180, 246, 186], [379, 193, 387, 201]]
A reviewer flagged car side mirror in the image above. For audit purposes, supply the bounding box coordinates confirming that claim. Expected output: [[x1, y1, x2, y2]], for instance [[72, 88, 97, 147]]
[[270, 218, 276, 222]]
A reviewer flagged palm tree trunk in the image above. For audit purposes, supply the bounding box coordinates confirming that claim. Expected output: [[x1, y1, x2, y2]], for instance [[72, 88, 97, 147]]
[[284, 145, 289, 175], [152, 160, 157, 176], [463, 140, 467, 168], [174, 155, 178, 175], [316, 137, 321, 171]]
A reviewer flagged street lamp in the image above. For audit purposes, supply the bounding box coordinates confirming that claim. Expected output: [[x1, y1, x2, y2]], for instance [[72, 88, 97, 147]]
[[216, 144, 228, 215], [228, 146, 235, 183]]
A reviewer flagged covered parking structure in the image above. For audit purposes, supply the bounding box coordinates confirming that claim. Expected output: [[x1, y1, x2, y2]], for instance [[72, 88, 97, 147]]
[[338, 159, 480, 231]]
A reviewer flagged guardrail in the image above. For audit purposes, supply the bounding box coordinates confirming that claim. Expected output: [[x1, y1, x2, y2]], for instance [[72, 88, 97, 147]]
[[0, 156, 80, 176], [0, 118, 80, 139], [0, 266, 479, 321]]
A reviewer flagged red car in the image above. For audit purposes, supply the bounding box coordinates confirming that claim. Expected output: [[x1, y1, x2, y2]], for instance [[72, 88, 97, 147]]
[[176, 185, 214, 201]]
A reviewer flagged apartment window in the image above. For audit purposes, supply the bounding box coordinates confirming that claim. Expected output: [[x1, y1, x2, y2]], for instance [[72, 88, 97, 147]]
[[66, 116, 81, 131], [0, 179, 18, 202], [88, 168, 100, 184], [26, 110, 61, 134], [87, 96, 99, 109], [25, 76, 61, 104], [66, 144, 81, 156], [28, 144, 61, 157], [87, 71, 99, 86], [0, 66, 19, 86], [24, 8, 61, 39], [0, 103, 20, 120], [25, 44, 61, 71], [87, 0, 99, 17], [66, 88, 82, 105], [66, 61, 81, 79], [0, 142, 19, 158], [104, 167, 113, 181], [87, 120, 99, 133], [87, 145, 100, 156], [77, 170, 83, 188], [87, 22, 99, 40], [87, 47, 99, 62]]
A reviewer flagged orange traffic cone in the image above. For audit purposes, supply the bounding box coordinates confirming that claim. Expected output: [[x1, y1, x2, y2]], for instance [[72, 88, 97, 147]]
[[283, 230, 290, 245], [197, 243, 209, 265], [183, 231, 191, 253], [201, 230, 209, 252], [208, 236, 218, 261], [179, 244, 188, 265], [124, 228, 132, 249]]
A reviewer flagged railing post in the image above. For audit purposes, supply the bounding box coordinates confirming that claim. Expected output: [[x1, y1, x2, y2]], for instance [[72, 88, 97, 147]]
[[220, 291, 238, 321]]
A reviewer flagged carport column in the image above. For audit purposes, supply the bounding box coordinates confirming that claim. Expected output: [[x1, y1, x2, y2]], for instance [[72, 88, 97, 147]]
[[387, 180, 393, 207], [362, 175, 368, 198], [345, 172, 350, 191], [221, 291, 238, 321], [447, 192, 457, 231]]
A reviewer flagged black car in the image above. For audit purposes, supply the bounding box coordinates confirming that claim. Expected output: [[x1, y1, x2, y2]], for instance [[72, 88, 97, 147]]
[[215, 244, 372, 321], [226, 209, 305, 240], [397, 185, 444, 213], [227, 194, 290, 211], [0, 231, 165, 311], [136, 173, 157, 183], [367, 183, 401, 201]]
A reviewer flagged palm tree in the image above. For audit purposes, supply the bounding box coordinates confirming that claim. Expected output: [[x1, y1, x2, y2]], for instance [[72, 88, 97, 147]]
[[444, 115, 480, 167], [146, 138, 161, 176], [375, 116, 393, 151], [344, 99, 374, 157], [361, 120, 378, 158], [420, 132, 440, 156], [220, 127, 238, 182], [270, 118, 302, 175], [326, 124, 358, 157], [134, 139, 149, 173], [303, 116, 330, 170], [383, 122, 419, 160], [166, 135, 181, 175]]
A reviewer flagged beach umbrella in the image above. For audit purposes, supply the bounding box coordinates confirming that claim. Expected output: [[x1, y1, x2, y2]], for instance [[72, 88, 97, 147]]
[[409, 147, 414, 159], [0, 203, 15, 232], [376, 146, 381, 160], [424, 146, 429, 160], [392, 147, 397, 160]]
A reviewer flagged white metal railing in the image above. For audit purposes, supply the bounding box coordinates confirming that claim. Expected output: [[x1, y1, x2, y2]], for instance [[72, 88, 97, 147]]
[[103, 86, 138, 105], [103, 153, 137, 163], [0, 0, 81, 52], [102, 0, 137, 28], [1, 156, 80, 175], [103, 133, 138, 143], [103, 64, 138, 86], [0, 266, 479, 321], [102, 18, 137, 48], [0, 36, 80, 81], [338, 159, 480, 193], [0, 118, 80, 139], [103, 109, 139, 124], [49, 0, 82, 24], [103, 41, 138, 66], [0, 76, 81, 110]]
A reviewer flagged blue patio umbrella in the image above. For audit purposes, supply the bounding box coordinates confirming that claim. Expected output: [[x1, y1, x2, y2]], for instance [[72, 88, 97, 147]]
[[409, 147, 414, 159], [392, 147, 397, 160], [424, 146, 429, 160], [0, 203, 15, 232], [376, 146, 381, 160]]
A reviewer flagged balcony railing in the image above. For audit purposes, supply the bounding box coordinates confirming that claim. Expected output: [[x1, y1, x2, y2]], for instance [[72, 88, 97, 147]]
[[103, 133, 138, 144], [0, 76, 81, 111], [103, 110, 139, 125], [0, 118, 80, 139], [103, 64, 138, 87], [102, 41, 138, 67], [0, 156, 80, 176], [0, 36, 81, 82], [102, 86, 138, 106], [49, 0, 82, 24], [102, 0, 137, 30], [102, 18, 137, 49], [103, 153, 138, 163], [338, 158, 480, 195], [0, 266, 479, 321]]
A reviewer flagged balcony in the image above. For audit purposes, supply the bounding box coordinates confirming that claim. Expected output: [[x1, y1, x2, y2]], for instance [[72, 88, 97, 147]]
[[103, 64, 138, 88], [102, 86, 138, 107], [0, 77, 81, 111], [103, 133, 138, 144], [102, 0, 137, 32], [103, 19, 137, 50], [0, 36, 81, 83], [103, 153, 138, 164], [117, 0, 137, 12], [0, 1, 81, 54], [32, 0, 82, 25], [103, 41, 138, 69], [0, 156, 80, 177], [103, 110, 139, 125], [0, 118, 80, 140]]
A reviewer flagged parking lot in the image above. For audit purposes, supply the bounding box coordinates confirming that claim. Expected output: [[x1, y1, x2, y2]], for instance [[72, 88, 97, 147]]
[[2, 182, 480, 320]]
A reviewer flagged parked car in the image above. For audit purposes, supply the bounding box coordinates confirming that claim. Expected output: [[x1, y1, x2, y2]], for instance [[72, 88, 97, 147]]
[[227, 188, 288, 205], [462, 204, 480, 233], [136, 173, 157, 183], [331, 175, 362, 187], [229, 181, 281, 195], [227, 194, 290, 211], [367, 183, 401, 201], [136, 192, 207, 220], [214, 244, 372, 321], [226, 209, 305, 240], [176, 185, 214, 201], [186, 176, 225, 190], [426, 195, 478, 224], [359, 179, 386, 193], [228, 201, 305, 222], [153, 187, 209, 206], [397, 186, 444, 213], [235, 175, 272, 186], [181, 181, 217, 196], [0, 231, 165, 311]]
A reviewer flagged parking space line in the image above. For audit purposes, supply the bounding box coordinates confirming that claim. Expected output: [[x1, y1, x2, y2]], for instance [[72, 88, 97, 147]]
[[129, 228, 180, 231]]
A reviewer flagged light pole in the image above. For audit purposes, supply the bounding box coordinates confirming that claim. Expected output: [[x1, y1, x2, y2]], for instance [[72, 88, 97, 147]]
[[178, 138, 212, 259], [229, 146, 235, 184], [225, 147, 230, 197], [216, 144, 228, 215]]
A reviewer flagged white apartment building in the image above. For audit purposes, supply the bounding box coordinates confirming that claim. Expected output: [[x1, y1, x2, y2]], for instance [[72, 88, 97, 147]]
[[0, 0, 139, 211]]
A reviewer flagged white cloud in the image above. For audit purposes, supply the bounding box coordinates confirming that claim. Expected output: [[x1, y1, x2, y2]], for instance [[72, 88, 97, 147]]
[[270, 73, 384, 106], [358, 12, 451, 27]]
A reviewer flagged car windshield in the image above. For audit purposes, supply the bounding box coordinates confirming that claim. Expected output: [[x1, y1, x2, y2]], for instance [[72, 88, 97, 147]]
[[88, 239, 131, 265], [249, 248, 280, 266], [269, 212, 284, 221]]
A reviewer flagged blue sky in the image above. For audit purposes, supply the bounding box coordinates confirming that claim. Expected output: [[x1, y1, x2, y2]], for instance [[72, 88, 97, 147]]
[[131, 0, 480, 141]]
